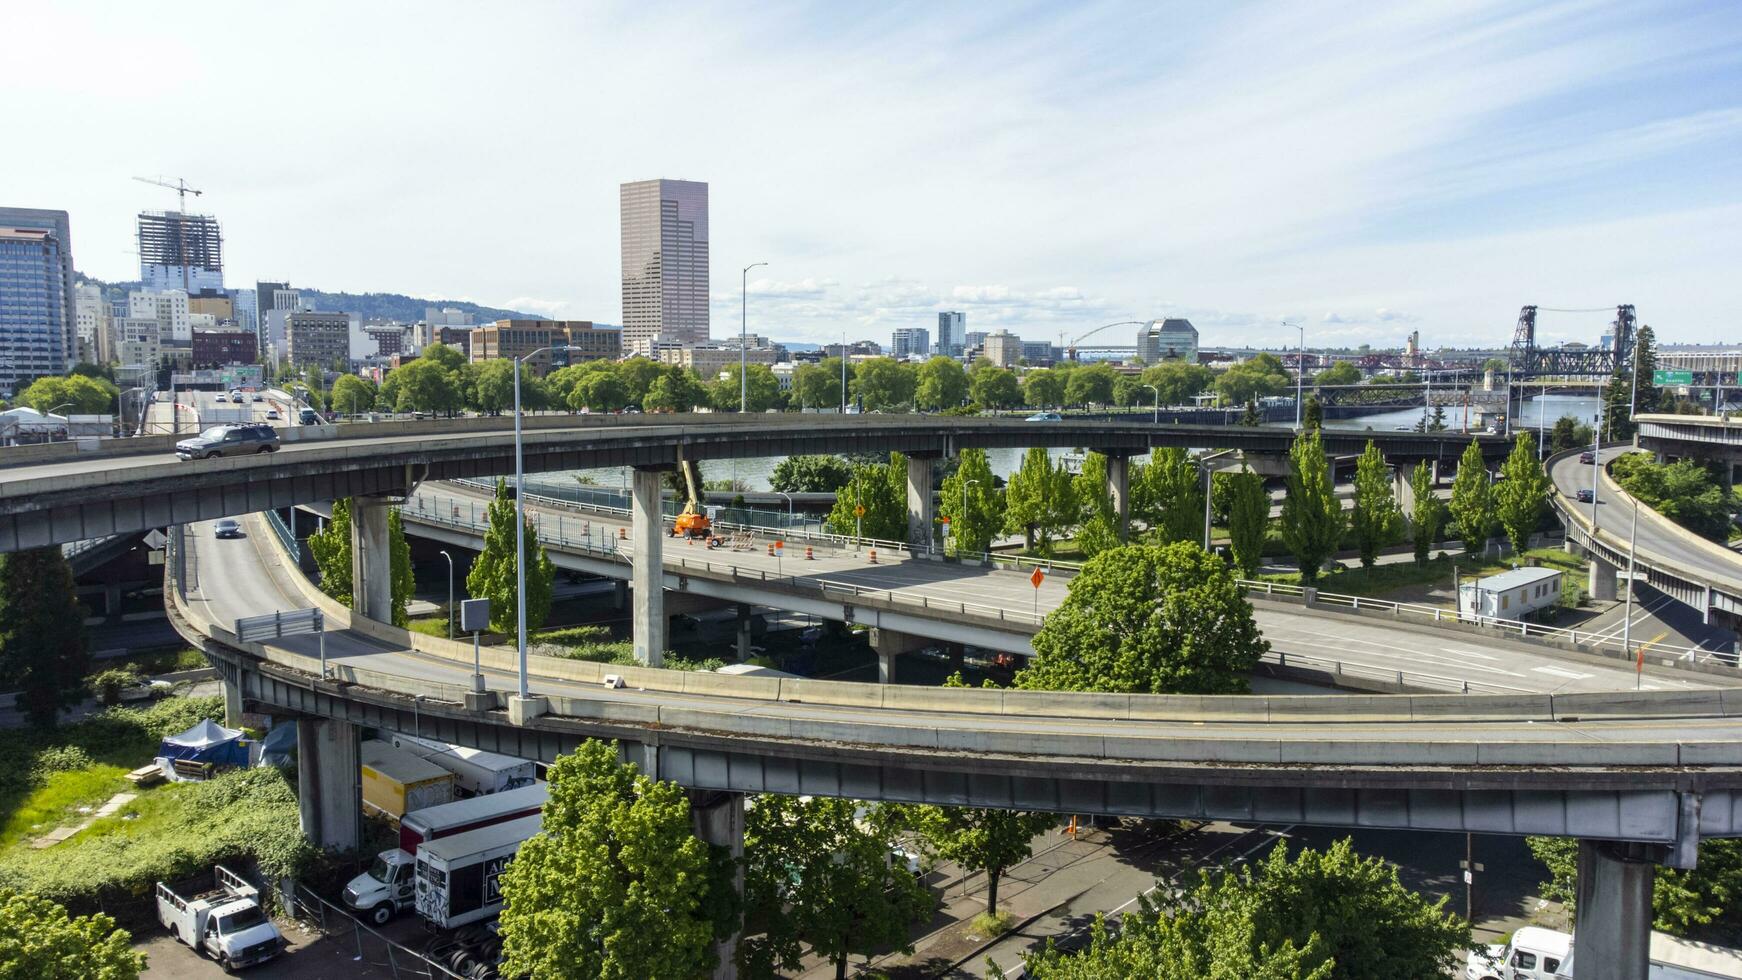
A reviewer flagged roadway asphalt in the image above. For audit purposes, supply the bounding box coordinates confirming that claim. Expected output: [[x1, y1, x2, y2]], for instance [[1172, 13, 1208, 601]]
[[414, 482, 1733, 695], [183, 515, 1742, 749], [1549, 446, 1742, 586]]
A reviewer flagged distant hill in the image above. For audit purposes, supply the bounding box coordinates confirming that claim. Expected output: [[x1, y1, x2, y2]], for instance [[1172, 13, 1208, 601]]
[[73, 273, 546, 323]]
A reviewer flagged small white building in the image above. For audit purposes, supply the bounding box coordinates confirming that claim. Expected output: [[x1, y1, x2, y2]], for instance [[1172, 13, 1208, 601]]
[[1459, 566, 1564, 621]]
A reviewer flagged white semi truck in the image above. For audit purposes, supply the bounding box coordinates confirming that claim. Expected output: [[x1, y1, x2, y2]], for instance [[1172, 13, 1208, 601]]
[[156, 864, 286, 970], [414, 814, 541, 930], [343, 783, 547, 925], [390, 733, 537, 797], [1468, 926, 1742, 979]]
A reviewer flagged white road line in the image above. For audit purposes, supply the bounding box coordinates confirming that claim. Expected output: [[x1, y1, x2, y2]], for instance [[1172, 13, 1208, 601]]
[[1531, 666, 1593, 680]]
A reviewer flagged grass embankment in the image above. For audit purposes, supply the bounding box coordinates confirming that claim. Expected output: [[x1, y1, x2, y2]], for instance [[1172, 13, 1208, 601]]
[[1260, 546, 1588, 608], [0, 696, 327, 925]]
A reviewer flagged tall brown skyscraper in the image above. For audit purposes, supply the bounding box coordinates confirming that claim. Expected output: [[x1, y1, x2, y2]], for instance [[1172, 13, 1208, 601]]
[[620, 179, 709, 356]]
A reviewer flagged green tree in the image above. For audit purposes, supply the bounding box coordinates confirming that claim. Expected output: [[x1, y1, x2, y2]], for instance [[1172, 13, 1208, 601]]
[[1017, 542, 1266, 694], [1314, 361, 1361, 387], [969, 362, 1022, 409], [1494, 432, 1551, 555], [1064, 363, 1116, 407], [18, 374, 119, 416], [329, 374, 378, 415], [740, 796, 933, 979], [1002, 447, 1074, 553], [1549, 415, 1595, 454], [421, 342, 467, 372], [1022, 370, 1065, 409], [1215, 353, 1291, 405], [1133, 447, 1203, 545], [793, 359, 849, 410], [709, 363, 782, 412], [0, 887, 145, 979], [614, 356, 664, 406], [938, 448, 1004, 556], [1348, 441, 1400, 569], [1482, 356, 1510, 375], [1447, 440, 1492, 555], [1012, 839, 1469, 980], [824, 454, 908, 541], [1070, 452, 1122, 558], [468, 359, 516, 415], [1239, 399, 1262, 426], [1279, 429, 1344, 584], [770, 455, 852, 493], [570, 371, 630, 412], [1302, 394, 1324, 431], [1226, 467, 1269, 579], [915, 356, 970, 411], [849, 357, 917, 411], [1409, 460, 1446, 563], [466, 479, 556, 640], [308, 497, 354, 604], [498, 740, 722, 980], [392, 358, 462, 416], [909, 806, 1055, 918], [0, 548, 88, 728], [1528, 836, 1742, 938], [1113, 375, 1144, 408], [642, 367, 707, 412], [387, 509, 414, 628], [1140, 361, 1215, 406], [1612, 453, 1737, 542]]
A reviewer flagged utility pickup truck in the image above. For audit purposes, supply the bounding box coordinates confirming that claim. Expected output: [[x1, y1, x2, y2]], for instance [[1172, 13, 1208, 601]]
[[156, 864, 285, 970]]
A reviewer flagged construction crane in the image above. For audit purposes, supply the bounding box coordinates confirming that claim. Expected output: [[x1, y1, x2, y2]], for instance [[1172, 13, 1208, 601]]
[[131, 176, 204, 293], [1064, 320, 1145, 361]]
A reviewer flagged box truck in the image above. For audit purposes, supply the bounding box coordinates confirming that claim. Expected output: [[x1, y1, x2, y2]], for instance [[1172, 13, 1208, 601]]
[[156, 864, 285, 970], [1467, 926, 1742, 979], [361, 739, 456, 822], [414, 814, 542, 929], [344, 783, 547, 925], [390, 733, 537, 797]]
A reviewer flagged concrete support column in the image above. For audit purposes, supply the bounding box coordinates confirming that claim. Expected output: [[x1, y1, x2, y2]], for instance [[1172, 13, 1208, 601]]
[[689, 791, 745, 980], [1104, 453, 1131, 541], [349, 496, 394, 623], [870, 628, 927, 684], [1393, 467, 1416, 519], [221, 676, 244, 728], [631, 467, 668, 667], [906, 455, 937, 554], [1573, 840, 1658, 980], [296, 718, 360, 851], [735, 603, 753, 663], [1589, 553, 1618, 601]]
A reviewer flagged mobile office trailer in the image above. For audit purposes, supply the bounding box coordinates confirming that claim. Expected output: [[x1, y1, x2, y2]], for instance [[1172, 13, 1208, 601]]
[[414, 814, 541, 929], [360, 739, 456, 822], [345, 783, 548, 926], [390, 733, 537, 797]]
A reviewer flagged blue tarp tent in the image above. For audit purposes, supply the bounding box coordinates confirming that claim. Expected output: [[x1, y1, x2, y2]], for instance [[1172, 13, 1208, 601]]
[[157, 718, 250, 769], [260, 722, 297, 768]]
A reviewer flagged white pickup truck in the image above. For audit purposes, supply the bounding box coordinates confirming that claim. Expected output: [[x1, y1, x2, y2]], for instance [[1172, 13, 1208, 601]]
[[156, 864, 286, 970], [1468, 926, 1742, 979]]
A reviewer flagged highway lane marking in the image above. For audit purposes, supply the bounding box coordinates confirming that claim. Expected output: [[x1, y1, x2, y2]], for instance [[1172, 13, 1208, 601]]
[[1531, 666, 1593, 680]]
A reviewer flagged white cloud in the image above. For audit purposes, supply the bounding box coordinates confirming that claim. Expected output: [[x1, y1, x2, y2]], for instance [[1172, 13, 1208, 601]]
[[502, 297, 570, 317]]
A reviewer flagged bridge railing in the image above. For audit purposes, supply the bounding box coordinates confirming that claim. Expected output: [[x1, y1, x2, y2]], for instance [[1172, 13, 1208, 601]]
[[263, 508, 299, 561], [1257, 649, 1531, 695]]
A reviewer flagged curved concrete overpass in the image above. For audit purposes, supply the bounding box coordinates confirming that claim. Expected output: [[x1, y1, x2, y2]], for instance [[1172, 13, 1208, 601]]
[[0, 413, 1505, 551], [1549, 445, 1742, 624]]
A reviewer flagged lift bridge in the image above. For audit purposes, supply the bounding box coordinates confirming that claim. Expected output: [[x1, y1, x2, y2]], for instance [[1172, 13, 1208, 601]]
[[1508, 304, 1635, 378]]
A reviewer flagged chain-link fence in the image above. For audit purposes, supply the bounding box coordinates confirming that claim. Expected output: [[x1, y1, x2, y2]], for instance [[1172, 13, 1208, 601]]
[[281, 880, 481, 979]]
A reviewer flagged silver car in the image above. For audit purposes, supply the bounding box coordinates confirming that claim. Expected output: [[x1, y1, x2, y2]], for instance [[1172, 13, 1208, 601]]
[[176, 424, 281, 460]]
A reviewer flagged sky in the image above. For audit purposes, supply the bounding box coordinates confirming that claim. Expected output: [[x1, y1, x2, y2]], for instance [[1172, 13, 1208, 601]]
[[10, 0, 1742, 350]]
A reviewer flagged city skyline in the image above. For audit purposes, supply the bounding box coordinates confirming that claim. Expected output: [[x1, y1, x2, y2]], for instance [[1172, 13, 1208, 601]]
[[11, 1, 1742, 348]]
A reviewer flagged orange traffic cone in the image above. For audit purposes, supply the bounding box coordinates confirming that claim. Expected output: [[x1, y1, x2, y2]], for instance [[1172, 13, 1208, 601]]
[[618, 526, 627, 540], [804, 546, 814, 560], [868, 548, 878, 564], [767, 542, 775, 556]]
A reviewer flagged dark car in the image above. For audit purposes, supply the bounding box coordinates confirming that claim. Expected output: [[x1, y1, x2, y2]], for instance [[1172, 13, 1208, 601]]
[[175, 424, 281, 460], [1576, 488, 1595, 503], [213, 519, 243, 539], [1579, 451, 1596, 463]]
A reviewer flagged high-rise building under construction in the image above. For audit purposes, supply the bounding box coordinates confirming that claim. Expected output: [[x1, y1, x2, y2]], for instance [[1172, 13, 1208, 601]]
[[137, 210, 224, 293]]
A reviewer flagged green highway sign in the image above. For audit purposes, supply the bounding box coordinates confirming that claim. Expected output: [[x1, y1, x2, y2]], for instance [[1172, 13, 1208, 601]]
[[1653, 369, 1693, 385]]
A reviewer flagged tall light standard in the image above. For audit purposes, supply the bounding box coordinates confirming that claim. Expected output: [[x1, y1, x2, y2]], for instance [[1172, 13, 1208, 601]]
[[439, 551, 455, 639], [840, 331, 848, 413], [741, 262, 767, 413], [1143, 383, 1160, 424], [775, 491, 794, 530], [120, 387, 145, 436], [512, 346, 553, 699], [1627, 330, 1643, 426], [1625, 497, 1640, 689], [1283, 321, 1304, 430]]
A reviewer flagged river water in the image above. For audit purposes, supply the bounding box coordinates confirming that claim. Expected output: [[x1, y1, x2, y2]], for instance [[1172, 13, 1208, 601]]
[[536, 395, 1605, 494]]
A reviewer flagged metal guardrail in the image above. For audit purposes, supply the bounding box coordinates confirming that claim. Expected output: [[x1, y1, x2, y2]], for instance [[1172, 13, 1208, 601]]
[[1257, 649, 1527, 695], [236, 607, 323, 643], [410, 484, 1735, 668], [264, 508, 300, 561]]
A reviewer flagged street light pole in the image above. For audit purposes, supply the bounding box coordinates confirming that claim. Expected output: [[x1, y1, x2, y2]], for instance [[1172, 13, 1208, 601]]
[[1284, 321, 1304, 431], [1144, 384, 1160, 424], [1626, 498, 1639, 688], [439, 550, 454, 640], [512, 346, 553, 700], [776, 491, 793, 529], [1202, 461, 1213, 551], [741, 262, 767, 414], [1590, 428, 1601, 533]]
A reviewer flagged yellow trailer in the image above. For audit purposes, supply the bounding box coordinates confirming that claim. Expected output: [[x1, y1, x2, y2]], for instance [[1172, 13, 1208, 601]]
[[360, 740, 455, 823]]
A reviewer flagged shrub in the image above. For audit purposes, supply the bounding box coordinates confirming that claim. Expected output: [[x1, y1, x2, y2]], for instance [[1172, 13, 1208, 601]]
[[28, 745, 93, 778], [86, 667, 143, 707]]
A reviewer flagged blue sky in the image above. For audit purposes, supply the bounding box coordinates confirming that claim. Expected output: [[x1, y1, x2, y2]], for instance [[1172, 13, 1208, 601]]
[[12, 0, 1742, 348]]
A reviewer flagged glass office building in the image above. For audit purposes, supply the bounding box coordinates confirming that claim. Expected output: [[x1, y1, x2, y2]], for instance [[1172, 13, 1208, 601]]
[[620, 179, 709, 356], [0, 208, 74, 398]]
